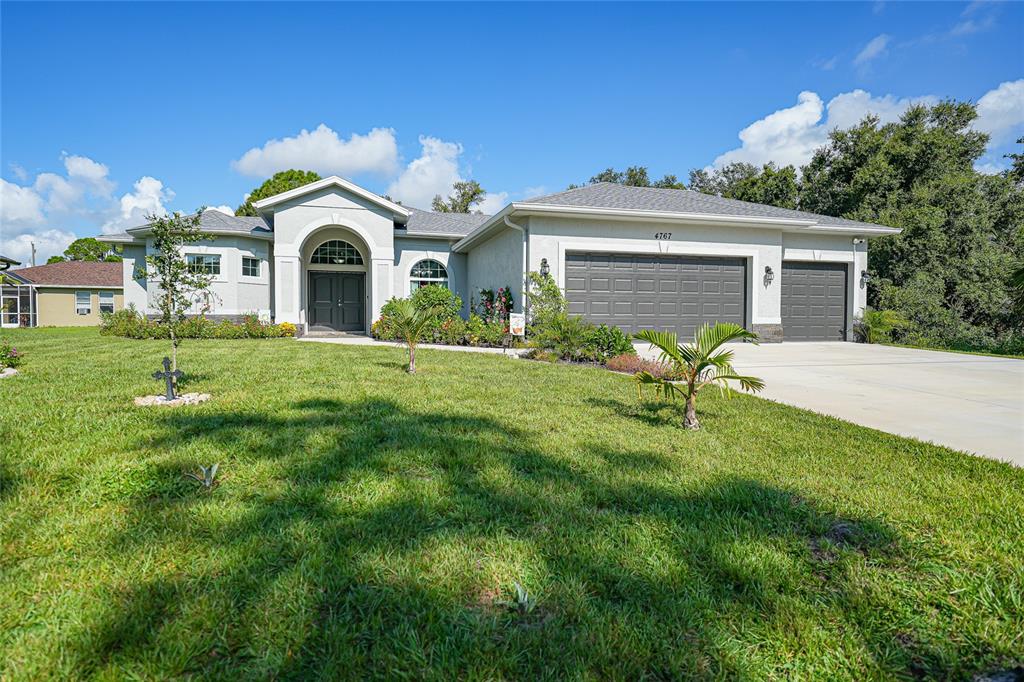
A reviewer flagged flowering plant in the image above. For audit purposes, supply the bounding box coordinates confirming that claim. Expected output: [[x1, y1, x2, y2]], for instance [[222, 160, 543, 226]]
[[476, 286, 514, 324], [0, 338, 22, 369]]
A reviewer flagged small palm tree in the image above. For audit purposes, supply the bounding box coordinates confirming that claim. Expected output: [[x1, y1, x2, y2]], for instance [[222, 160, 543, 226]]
[[635, 323, 765, 430], [387, 299, 441, 373], [855, 307, 905, 344]]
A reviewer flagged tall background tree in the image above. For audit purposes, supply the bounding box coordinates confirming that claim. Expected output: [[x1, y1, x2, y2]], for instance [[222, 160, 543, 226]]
[[235, 170, 321, 216], [142, 210, 214, 380], [46, 237, 122, 264], [432, 180, 487, 213], [800, 102, 1023, 351]]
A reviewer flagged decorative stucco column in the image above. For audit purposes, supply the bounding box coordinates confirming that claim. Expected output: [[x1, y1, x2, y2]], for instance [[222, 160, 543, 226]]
[[370, 258, 392, 322], [273, 255, 302, 326]]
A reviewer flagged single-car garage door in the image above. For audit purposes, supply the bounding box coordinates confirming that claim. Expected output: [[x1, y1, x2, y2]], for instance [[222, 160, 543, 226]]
[[781, 261, 848, 341], [565, 252, 746, 337]]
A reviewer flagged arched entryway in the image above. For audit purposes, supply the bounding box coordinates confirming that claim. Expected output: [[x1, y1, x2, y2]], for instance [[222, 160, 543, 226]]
[[301, 227, 370, 332]]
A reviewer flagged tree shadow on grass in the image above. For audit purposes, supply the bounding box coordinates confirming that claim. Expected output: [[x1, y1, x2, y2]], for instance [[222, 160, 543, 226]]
[[64, 397, 980, 679]]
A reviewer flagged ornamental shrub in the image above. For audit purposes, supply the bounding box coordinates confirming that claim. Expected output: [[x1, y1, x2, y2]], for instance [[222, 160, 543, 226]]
[[100, 305, 291, 339], [0, 338, 22, 369], [606, 353, 674, 378], [410, 285, 462, 321], [586, 324, 635, 360]]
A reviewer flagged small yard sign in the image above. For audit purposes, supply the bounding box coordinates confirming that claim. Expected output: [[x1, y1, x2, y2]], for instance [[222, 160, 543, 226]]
[[509, 313, 526, 336]]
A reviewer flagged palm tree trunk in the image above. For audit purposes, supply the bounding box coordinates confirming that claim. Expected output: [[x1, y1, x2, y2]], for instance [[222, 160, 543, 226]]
[[683, 392, 699, 430], [408, 343, 416, 374]]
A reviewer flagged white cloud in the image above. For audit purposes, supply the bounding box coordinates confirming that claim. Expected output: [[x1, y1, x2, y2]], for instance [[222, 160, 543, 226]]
[[386, 136, 464, 209], [209, 205, 234, 215], [63, 153, 115, 195], [974, 79, 1024, 145], [854, 34, 891, 66], [232, 125, 399, 178], [102, 176, 174, 233], [0, 228, 78, 266], [0, 178, 45, 224], [712, 89, 937, 170], [474, 191, 509, 215]]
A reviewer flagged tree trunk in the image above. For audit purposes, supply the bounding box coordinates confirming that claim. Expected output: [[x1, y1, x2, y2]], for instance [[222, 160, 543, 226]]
[[408, 344, 416, 374], [683, 393, 700, 430]]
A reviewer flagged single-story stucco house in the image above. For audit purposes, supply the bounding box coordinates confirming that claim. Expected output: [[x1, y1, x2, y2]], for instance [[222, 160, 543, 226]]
[[1, 261, 123, 327], [98, 177, 899, 341]]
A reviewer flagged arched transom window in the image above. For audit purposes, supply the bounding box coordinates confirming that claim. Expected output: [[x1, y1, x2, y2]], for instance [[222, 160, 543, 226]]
[[410, 259, 448, 291], [311, 240, 363, 265]]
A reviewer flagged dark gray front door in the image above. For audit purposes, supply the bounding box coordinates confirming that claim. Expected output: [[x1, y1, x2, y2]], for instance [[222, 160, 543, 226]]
[[781, 261, 848, 341], [565, 252, 746, 338], [308, 272, 364, 332]]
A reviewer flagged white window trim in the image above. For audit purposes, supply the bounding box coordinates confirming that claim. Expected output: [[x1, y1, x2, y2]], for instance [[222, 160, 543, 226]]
[[186, 253, 222, 276], [99, 290, 115, 313], [75, 290, 92, 315], [241, 256, 261, 279], [408, 258, 449, 294]]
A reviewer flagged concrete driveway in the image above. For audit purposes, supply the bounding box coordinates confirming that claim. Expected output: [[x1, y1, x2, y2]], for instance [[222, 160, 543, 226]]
[[636, 342, 1024, 466]]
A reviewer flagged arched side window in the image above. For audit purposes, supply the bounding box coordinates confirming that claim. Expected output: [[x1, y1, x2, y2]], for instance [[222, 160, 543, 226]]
[[410, 259, 448, 291], [311, 240, 363, 265]]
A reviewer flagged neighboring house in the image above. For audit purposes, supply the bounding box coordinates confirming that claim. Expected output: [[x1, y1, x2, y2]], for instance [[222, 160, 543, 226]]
[[1, 261, 123, 327], [99, 177, 899, 341]]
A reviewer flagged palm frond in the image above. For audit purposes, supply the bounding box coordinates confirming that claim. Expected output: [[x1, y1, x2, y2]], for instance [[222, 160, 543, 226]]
[[710, 372, 766, 393], [634, 329, 686, 366], [695, 322, 758, 354]]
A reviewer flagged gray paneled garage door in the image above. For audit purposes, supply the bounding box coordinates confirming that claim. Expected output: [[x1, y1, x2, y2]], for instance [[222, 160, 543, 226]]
[[781, 261, 848, 341], [565, 252, 746, 338]]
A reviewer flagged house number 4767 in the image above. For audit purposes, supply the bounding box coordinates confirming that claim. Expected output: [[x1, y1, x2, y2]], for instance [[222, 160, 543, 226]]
[[654, 232, 672, 240]]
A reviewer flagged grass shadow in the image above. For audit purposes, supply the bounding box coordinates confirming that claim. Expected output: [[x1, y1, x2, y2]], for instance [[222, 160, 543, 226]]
[[63, 396, 971, 679]]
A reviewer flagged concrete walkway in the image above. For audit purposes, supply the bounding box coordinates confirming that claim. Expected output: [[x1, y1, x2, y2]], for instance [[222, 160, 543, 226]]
[[637, 342, 1024, 466], [297, 334, 529, 356]]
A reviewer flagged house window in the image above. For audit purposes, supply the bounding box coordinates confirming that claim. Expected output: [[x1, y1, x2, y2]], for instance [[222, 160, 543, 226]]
[[75, 291, 91, 315], [187, 254, 221, 275], [311, 240, 363, 265], [410, 259, 448, 291], [242, 256, 260, 277], [99, 291, 115, 314]]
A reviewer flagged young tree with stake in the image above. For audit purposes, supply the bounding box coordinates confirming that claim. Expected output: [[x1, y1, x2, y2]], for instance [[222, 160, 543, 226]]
[[142, 210, 214, 383]]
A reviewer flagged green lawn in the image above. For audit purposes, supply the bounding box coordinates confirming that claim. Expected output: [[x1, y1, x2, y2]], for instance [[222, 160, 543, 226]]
[[2, 328, 1022, 680]]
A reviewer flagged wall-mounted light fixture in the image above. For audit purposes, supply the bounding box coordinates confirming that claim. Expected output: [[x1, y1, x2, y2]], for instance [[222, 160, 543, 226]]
[[763, 265, 775, 286], [860, 269, 871, 288], [540, 258, 550, 278]]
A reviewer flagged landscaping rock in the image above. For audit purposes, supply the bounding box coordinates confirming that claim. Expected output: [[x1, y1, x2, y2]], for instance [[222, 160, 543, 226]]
[[134, 392, 211, 407], [0, 368, 18, 379]]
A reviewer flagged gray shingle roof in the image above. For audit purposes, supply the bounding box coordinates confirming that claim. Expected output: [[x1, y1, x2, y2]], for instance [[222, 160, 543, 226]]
[[522, 183, 892, 231], [402, 207, 491, 236], [123, 210, 272, 238]]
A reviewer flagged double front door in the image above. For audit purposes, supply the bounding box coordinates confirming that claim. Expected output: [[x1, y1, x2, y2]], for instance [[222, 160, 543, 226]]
[[309, 272, 365, 332]]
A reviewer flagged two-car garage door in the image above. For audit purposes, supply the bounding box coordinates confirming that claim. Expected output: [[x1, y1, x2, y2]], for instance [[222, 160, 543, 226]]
[[565, 251, 849, 341], [565, 252, 745, 337]]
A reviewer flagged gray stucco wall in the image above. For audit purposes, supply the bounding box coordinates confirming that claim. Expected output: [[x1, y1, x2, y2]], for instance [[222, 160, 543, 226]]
[[465, 226, 524, 313], [393, 236, 466, 313], [138, 236, 272, 317]]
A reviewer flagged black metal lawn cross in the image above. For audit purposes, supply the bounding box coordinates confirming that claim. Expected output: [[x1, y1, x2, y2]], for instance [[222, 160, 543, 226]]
[[153, 356, 183, 401]]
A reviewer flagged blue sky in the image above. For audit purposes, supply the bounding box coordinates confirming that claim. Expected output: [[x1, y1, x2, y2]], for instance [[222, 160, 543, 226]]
[[2, 1, 1022, 263]]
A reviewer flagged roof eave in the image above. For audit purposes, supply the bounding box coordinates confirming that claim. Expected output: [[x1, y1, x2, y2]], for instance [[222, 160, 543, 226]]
[[453, 202, 899, 251], [252, 175, 411, 220]]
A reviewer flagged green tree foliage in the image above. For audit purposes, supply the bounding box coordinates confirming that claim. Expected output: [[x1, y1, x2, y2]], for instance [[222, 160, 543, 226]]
[[688, 163, 799, 209], [235, 170, 322, 216], [801, 102, 1023, 350], [570, 166, 684, 190], [432, 181, 487, 213], [385, 298, 443, 373], [47, 237, 122, 263], [141, 210, 214, 378]]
